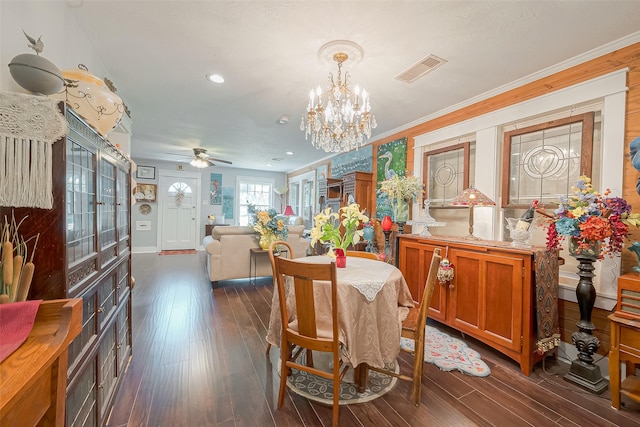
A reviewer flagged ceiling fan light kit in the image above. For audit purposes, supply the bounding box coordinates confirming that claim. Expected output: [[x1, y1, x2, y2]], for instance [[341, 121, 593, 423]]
[[185, 147, 233, 168]]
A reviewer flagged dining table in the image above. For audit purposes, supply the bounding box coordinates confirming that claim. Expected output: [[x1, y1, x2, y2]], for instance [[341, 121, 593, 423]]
[[266, 255, 415, 391]]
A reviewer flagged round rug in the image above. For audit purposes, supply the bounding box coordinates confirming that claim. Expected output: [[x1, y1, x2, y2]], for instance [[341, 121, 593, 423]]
[[400, 325, 491, 377], [284, 353, 399, 405]]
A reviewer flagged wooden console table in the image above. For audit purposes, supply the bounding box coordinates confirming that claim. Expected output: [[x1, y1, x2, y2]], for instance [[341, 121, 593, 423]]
[[609, 314, 640, 409], [398, 235, 558, 376], [0, 299, 82, 427]]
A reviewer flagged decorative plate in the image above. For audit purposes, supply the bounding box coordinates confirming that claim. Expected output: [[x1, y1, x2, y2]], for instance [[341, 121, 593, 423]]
[[139, 203, 151, 215]]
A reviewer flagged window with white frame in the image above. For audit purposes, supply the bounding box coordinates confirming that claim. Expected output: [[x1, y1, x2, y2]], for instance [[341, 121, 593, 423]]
[[237, 177, 274, 226]]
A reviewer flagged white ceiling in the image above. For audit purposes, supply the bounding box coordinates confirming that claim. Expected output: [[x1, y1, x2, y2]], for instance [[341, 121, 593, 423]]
[[67, 1, 640, 173]]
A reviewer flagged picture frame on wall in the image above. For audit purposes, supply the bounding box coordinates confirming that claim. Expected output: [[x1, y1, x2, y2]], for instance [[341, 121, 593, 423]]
[[136, 165, 156, 179]]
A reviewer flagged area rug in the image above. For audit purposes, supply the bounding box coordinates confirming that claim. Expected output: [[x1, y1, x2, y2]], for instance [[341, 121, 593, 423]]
[[400, 325, 491, 377], [284, 352, 399, 405], [158, 250, 197, 255]]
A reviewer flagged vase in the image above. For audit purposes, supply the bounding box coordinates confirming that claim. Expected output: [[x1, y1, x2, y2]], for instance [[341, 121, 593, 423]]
[[259, 234, 274, 250], [335, 248, 347, 268], [393, 198, 410, 222], [51, 64, 124, 136], [563, 236, 608, 393], [568, 237, 600, 258]]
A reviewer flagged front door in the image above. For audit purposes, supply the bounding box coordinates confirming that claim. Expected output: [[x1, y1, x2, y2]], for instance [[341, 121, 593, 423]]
[[159, 172, 200, 250]]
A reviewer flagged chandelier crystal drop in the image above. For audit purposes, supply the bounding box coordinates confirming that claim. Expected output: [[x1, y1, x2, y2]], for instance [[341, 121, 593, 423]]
[[300, 52, 376, 153]]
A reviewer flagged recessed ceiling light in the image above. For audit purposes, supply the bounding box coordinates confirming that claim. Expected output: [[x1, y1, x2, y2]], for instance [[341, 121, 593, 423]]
[[277, 115, 289, 124], [266, 163, 272, 167], [286, 151, 294, 155], [206, 73, 224, 83]]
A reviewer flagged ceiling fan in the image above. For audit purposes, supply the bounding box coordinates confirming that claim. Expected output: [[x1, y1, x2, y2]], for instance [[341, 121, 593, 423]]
[[169, 148, 233, 168]]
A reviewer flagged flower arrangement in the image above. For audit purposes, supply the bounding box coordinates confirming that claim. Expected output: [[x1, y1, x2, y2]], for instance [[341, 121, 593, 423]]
[[310, 203, 369, 252], [248, 204, 288, 246], [207, 214, 215, 221], [379, 174, 424, 201], [541, 175, 640, 257], [379, 174, 424, 221]]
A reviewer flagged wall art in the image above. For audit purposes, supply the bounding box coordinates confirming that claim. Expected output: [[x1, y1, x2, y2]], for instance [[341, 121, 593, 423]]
[[210, 172, 222, 205], [222, 186, 234, 219], [376, 137, 407, 218], [330, 145, 372, 177]]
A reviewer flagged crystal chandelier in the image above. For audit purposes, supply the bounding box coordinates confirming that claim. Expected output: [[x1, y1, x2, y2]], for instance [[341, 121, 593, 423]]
[[301, 43, 376, 153]]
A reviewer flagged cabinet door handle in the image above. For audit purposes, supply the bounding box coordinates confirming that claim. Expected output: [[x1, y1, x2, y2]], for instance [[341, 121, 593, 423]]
[[97, 306, 105, 313], [98, 381, 104, 389], [97, 201, 104, 205]]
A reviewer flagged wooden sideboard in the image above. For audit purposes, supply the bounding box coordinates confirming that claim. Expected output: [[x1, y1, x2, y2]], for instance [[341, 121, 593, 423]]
[[0, 299, 82, 426], [398, 235, 552, 376]]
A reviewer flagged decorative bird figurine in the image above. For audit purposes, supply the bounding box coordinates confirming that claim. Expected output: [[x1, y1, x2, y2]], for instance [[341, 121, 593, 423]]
[[23, 30, 44, 55]]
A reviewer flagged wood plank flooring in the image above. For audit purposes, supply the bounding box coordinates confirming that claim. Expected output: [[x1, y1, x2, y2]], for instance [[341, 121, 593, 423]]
[[107, 252, 640, 426]]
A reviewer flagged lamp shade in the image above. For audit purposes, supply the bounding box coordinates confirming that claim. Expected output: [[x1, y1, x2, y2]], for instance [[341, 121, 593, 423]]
[[381, 215, 393, 231], [283, 205, 295, 216], [450, 187, 496, 207]]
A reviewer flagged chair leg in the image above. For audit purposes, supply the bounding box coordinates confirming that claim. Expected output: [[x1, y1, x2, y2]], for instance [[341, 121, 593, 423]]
[[332, 370, 340, 427], [266, 343, 271, 355], [278, 343, 290, 408], [411, 337, 426, 406]]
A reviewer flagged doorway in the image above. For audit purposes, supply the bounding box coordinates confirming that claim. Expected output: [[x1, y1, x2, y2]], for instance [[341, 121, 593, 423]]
[[158, 170, 201, 250]]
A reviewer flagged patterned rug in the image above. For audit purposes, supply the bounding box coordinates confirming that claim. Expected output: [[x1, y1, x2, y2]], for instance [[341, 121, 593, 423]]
[[158, 250, 197, 255], [400, 325, 491, 377], [285, 352, 399, 405]]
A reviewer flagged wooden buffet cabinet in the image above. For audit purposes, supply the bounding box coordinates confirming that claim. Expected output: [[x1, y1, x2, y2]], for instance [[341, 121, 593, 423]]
[[0, 106, 133, 426], [398, 234, 549, 376]]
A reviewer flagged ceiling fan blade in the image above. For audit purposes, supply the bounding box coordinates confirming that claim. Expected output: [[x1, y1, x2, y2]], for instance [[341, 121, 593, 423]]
[[207, 157, 232, 165], [205, 159, 215, 167]]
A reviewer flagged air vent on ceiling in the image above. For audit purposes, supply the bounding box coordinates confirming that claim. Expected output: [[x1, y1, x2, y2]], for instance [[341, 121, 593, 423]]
[[395, 54, 447, 84]]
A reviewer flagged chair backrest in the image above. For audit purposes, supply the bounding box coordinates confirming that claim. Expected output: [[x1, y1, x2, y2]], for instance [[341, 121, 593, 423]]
[[415, 248, 442, 341], [346, 250, 378, 260], [272, 255, 339, 351]]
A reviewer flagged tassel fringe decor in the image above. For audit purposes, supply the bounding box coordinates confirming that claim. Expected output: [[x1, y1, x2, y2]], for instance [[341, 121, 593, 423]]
[[0, 91, 66, 209]]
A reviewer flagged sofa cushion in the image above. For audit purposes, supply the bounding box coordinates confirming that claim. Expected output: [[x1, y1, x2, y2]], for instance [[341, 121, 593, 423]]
[[212, 225, 254, 238]]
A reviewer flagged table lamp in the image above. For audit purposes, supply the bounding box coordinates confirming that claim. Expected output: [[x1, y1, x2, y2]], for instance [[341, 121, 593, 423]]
[[381, 215, 393, 262], [450, 187, 495, 240], [283, 205, 295, 216]]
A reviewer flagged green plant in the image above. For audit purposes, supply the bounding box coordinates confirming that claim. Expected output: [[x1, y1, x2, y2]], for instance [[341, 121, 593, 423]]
[[310, 203, 369, 251]]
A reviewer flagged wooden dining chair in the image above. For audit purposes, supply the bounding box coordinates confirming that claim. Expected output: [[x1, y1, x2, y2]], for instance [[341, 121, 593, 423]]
[[266, 241, 294, 355], [366, 247, 442, 406], [272, 255, 349, 427], [346, 250, 379, 260]]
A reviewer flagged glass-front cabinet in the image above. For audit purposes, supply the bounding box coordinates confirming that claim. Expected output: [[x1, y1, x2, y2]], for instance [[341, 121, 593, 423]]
[[1, 105, 133, 427]]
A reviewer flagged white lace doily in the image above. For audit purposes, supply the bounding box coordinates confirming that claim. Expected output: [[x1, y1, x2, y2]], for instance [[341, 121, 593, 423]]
[[338, 258, 395, 301], [0, 91, 67, 142]]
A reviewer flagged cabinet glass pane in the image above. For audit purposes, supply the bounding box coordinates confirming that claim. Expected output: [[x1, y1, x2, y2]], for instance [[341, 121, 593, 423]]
[[66, 358, 97, 427], [117, 168, 129, 242], [99, 159, 117, 250], [67, 140, 96, 264]]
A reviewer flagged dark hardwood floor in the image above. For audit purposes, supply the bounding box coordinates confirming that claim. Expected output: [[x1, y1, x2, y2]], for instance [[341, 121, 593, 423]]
[[107, 252, 640, 426]]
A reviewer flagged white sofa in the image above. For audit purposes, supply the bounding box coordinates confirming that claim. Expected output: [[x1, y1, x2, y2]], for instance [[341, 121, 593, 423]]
[[203, 219, 310, 283]]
